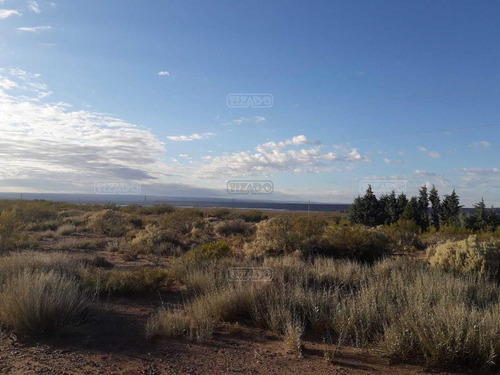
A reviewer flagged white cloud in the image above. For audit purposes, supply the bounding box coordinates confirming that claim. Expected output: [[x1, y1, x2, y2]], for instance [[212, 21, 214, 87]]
[[0, 9, 21, 18], [166, 132, 214, 142], [418, 146, 441, 158], [414, 169, 448, 186], [28, 1, 41, 13], [224, 116, 266, 125], [17, 25, 51, 32], [428, 151, 442, 158], [468, 140, 491, 149], [194, 135, 369, 178], [0, 68, 177, 192], [158, 71, 170, 77]]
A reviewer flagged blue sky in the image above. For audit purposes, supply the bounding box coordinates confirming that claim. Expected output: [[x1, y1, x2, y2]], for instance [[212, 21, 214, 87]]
[[0, 0, 499, 205]]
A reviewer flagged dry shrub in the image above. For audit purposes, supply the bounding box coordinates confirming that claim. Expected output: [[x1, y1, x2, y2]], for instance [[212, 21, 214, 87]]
[[126, 224, 181, 256], [230, 210, 267, 223], [244, 217, 292, 257], [428, 235, 500, 279], [322, 224, 392, 262], [214, 219, 253, 237], [56, 223, 76, 236], [382, 219, 423, 252], [283, 315, 305, 358], [0, 208, 21, 251], [158, 209, 204, 238], [0, 270, 90, 335], [193, 240, 231, 260], [87, 209, 128, 237]]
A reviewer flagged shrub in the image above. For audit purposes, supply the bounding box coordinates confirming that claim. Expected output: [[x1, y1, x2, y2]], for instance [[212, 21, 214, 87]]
[[428, 236, 500, 279], [126, 224, 181, 256], [0, 208, 20, 252], [288, 216, 329, 255], [158, 209, 204, 238], [0, 270, 90, 335], [214, 219, 253, 237], [187, 241, 231, 261], [383, 219, 423, 252], [244, 218, 292, 257], [322, 224, 392, 262], [232, 210, 268, 223], [56, 223, 76, 236], [208, 208, 231, 219], [87, 209, 128, 237]]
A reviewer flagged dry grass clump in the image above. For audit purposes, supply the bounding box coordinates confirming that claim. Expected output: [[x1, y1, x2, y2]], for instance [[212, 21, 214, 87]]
[[56, 223, 76, 236], [148, 254, 500, 369], [428, 235, 500, 279], [82, 267, 171, 295], [0, 270, 90, 335], [283, 315, 305, 358], [0, 251, 90, 336], [0, 251, 84, 284], [87, 209, 128, 237]]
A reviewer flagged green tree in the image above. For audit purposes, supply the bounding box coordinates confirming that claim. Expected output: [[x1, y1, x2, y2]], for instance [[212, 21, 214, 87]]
[[349, 185, 379, 226], [466, 199, 488, 231], [401, 197, 420, 228], [441, 190, 463, 228], [429, 185, 441, 231], [395, 192, 408, 221], [417, 185, 430, 231], [486, 206, 500, 231], [380, 191, 398, 224], [349, 195, 365, 225]]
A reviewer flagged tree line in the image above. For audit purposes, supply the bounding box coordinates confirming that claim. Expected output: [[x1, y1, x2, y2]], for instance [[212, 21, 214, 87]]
[[349, 185, 500, 232]]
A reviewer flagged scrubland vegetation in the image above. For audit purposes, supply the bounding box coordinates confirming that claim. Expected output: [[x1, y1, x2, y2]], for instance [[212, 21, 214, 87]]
[[1, 197, 500, 371]]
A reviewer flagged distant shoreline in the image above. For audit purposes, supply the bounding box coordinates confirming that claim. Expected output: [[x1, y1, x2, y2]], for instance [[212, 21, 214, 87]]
[[0, 192, 350, 212]]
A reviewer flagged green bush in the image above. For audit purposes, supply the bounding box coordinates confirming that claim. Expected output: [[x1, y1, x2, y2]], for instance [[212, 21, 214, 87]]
[[191, 240, 231, 260], [428, 235, 500, 279], [321, 224, 392, 262]]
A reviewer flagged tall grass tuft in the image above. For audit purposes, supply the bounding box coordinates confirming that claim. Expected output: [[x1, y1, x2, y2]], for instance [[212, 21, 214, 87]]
[[0, 270, 90, 335]]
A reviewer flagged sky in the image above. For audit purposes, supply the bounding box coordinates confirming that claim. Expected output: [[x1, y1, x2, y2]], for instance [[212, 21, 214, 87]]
[[0, 0, 499, 206]]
